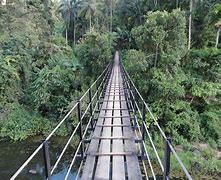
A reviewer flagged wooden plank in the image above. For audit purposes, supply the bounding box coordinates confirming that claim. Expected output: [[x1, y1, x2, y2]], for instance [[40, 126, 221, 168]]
[[100, 108, 128, 110], [91, 136, 134, 140], [81, 69, 114, 179], [112, 67, 126, 180], [112, 58, 126, 180], [96, 124, 130, 127], [87, 152, 135, 156], [81, 102, 106, 179], [101, 99, 127, 102], [121, 101, 142, 180], [94, 91, 113, 179], [118, 58, 142, 179], [97, 115, 131, 119], [95, 54, 119, 179]]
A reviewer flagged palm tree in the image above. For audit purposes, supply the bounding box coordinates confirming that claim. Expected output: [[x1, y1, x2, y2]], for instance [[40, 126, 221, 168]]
[[59, 0, 70, 44], [100, 0, 110, 32], [72, 0, 81, 45], [213, 4, 221, 48], [188, 0, 193, 50], [58, 0, 81, 45], [102, 0, 112, 32], [79, 0, 102, 31], [104, 0, 119, 31], [215, 22, 221, 48]]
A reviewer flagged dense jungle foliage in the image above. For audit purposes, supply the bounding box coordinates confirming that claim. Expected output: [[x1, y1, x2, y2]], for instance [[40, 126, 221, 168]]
[[0, 0, 220, 178], [0, 0, 115, 140]]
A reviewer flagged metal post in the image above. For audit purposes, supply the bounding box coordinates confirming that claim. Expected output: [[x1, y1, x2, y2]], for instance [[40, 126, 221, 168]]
[[133, 87, 137, 108], [163, 138, 171, 180], [100, 74, 107, 101], [89, 89, 93, 129], [126, 89, 132, 111], [141, 102, 145, 159], [96, 81, 100, 110], [77, 101, 84, 160], [132, 88, 137, 128], [131, 87, 136, 111], [124, 77, 130, 112], [124, 80, 128, 102], [43, 140, 51, 180], [102, 75, 107, 97], [126, 81, 133, 113]]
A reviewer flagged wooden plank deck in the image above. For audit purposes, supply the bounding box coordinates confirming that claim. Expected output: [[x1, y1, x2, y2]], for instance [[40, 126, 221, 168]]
[[81, 52, 142, 180]]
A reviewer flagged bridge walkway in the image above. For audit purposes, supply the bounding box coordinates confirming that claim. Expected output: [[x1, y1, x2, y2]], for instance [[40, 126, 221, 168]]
[[81, 52, 142, 180]]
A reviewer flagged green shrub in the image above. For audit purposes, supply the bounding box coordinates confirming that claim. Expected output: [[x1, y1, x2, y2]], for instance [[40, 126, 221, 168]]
[[0, 102, 52, 141], [75, 30, 115, 79]]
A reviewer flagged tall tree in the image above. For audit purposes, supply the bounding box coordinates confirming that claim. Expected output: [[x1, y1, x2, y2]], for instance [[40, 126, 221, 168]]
[[79, 0, 101, 31], [102, 0, 112, 32], [58, 0, 80, 45], [154, 0, 158, 7], [213, 4, 221, 48], [110, 0, 113, 33], [188, 0, 193, 49], [72, 0, 81, 45], [215, 22, 221, 48], [202, 2, 221, 47]]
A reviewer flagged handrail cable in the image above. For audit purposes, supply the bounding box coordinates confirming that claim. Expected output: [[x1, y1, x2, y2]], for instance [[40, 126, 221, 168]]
[[122, 69, 156, 179], [120, 68, 150, 179], [121, 63, 192, 180], [75, 75, 110, 177], [10, 61, 112, 180], [128, 85, 164, 171], [52, 63, 113, 177], [124, 75, 164, 172], [64, 62, 113, 180]]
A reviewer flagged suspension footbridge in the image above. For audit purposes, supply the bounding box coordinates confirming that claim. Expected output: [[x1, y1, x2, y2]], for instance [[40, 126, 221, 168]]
[[10, 52, 192, 180]]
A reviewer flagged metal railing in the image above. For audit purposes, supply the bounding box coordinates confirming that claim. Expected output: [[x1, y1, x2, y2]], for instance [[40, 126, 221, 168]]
[[120, 58, 192, 180], [10, 61, 113, 180]]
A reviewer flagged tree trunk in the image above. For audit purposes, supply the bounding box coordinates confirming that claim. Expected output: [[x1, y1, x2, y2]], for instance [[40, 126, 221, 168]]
[[154, 0, 158, 7], [136, 0, 142, 24], [94, 17, 99, 30], [154, 44, 159, 68], [188, 0, 193, 50], [110, 0, 113, 33], [176, 0, 179, 8], [89, 14, 92, 32], [106, 5, 109, 32], [74, 16, 76, 45], [215, 27, 220, 48], [66, 28, 68, 45], [73, 26, 76, 45]]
